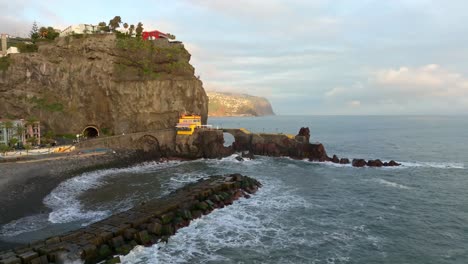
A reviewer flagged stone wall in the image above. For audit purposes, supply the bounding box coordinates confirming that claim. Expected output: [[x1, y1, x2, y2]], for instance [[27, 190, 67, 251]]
[[76, 129, 176, 153], [0, 174, 261, 264]]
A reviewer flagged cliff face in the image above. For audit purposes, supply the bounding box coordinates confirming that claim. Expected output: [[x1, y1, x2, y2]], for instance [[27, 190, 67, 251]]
[[207, 91, 275, 117], [0, 34, 208, 135]]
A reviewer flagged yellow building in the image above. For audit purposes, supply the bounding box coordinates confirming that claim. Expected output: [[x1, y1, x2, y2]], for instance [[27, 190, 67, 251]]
[[176, 114, 202, 135]]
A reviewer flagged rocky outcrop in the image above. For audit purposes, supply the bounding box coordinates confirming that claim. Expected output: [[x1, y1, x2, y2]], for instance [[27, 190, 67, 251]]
[[207, 91, 275, 117], [0, 35, 208, 135], [0, 174, 261, 264]]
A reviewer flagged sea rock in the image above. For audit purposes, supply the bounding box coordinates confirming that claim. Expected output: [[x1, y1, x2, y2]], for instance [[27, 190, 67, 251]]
[[307, 143, 330, 162], [388, 160, 401, 166], [235, 156, 244, 162], [340, 158, 350, 164], [332, 155, 340, 163], [367, 159, 384, 167], [352, 159, 367, 167], [242, 151, 255, 159], [296, 127, 311, 143]]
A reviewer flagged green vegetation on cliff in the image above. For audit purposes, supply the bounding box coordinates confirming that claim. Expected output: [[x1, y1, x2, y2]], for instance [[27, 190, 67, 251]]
[[114, 37, 194, 81], [207, 91, 275, 117]]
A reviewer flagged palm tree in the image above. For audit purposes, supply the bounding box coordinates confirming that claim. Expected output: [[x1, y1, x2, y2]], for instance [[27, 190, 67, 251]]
[[15, 124, 25, 144], [4, 121, 13, 142]]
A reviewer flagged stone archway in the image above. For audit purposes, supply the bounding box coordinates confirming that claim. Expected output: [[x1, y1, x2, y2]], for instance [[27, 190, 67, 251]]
[[223, 132, 235, 147], [83, 126, 100, 138], [137, 135, 160, 153]]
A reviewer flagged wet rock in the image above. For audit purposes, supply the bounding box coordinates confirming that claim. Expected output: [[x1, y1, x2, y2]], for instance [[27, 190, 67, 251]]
[[134, 231, 150, 245], [161, 224, 174, 236], [241, 151, 255, 159], [106, 256, 121, 264], [332, 155, 340, 163], [98, 245, 112, 259], [161, 212, 174, 225], [296, 127, 311, 142], [0, 257, 21, 264], [352, 159, 367, 167], [147, 223, 162, 236], [235, 155, 244, 162], [111, 236, 125, 249], [387, 160, 401, 166], [340, 158, 350, 164], [367, 159, 383, 167]]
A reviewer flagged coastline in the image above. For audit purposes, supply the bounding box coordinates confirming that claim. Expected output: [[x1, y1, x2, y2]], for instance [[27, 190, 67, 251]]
[[0, 150, 168, 250]]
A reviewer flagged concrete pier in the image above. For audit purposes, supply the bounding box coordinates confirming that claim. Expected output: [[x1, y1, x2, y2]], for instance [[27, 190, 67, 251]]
[[0, 174, 261, 264]]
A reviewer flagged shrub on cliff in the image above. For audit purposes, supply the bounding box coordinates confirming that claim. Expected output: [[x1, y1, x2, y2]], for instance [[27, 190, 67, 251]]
[[16, 43, 38, 53], [0, 56, 10, 72]]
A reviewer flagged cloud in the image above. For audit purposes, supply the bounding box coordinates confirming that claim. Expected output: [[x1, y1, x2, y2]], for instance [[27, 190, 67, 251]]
[[324, 64, 468, 114], [348, 100, 361, 107], [375, 64, 468, 98]]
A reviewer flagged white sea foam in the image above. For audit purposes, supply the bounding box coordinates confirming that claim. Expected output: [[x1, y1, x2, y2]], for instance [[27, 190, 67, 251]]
[[285, 156, 465, 170], [0, 214, 50, 237], [159, 172, 210, 196], [374, 178, 411, 190], [45, 160, 183, 224], [0, 161, 185, 237], [399, 161, 464, 169], [122, 174, 365, 264]]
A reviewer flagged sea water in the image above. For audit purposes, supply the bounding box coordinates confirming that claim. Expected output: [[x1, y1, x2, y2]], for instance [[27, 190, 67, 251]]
[[1, 116, 467, 263]]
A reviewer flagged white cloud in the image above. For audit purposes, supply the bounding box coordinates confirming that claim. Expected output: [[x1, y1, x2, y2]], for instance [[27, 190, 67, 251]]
[[325, 64, 468, 114], [348, 100, 361, 107], [375, 64, 468, 98]]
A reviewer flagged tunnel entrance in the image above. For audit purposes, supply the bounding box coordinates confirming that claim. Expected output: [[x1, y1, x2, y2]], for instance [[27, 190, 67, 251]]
[[83, 126, 99, 138]]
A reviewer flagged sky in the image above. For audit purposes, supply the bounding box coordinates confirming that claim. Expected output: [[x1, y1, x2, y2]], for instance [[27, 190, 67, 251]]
[[1, 0, 468, 115]]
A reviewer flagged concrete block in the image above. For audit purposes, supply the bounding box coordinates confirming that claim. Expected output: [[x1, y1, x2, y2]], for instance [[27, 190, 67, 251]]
[[18, 251, 38, 262], [0, 257, 21, 264]]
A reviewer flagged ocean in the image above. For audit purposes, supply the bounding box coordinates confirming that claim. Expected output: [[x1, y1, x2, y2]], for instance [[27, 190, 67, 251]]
[[1, 116, 467, 263]]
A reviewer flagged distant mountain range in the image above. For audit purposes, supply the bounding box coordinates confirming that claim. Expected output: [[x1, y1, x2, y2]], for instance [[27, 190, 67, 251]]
[[207, 91, 275, 117]]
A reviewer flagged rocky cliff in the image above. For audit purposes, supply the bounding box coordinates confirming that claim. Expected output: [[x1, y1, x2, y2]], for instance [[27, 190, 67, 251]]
[[0, 34, 208, 135], [207, 91, 274, 117]]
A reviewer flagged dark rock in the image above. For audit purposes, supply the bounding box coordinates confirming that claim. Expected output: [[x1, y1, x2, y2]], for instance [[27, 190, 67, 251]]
[[339, 158, 350, 164], [106, 256, 122, 264], [332, 155, 340, 163], [98, 244, 112, 259], [135, 231, 150, 245], [0, 257, 21, 264], [110, 236, 125, 248], [235, 155, 244, 162], [241, 151, 255, 159], [352, 159, 367, 167], [307, 143, 330, 162], [161, 224, 174, 236], [161, 212, 174, 225], [17, 251, 38, 263], [367, 159, 383, 167], [296, 127, 311, 142], [147, 223, 162, 236], [388, 160, 401, 166], [123, 228, 137, 241]]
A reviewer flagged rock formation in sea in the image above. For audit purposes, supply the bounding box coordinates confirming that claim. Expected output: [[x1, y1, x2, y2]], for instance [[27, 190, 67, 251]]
[[0, 35, 208, 135], [207, 91, 275, 117]]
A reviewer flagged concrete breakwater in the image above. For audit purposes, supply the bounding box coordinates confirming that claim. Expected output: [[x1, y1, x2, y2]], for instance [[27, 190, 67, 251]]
[[0, 174, 261, 264]]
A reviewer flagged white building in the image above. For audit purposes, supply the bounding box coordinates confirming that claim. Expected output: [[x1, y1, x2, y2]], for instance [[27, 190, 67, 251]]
[[6, 46, 19, 55], [60, 24, 100, 37]]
